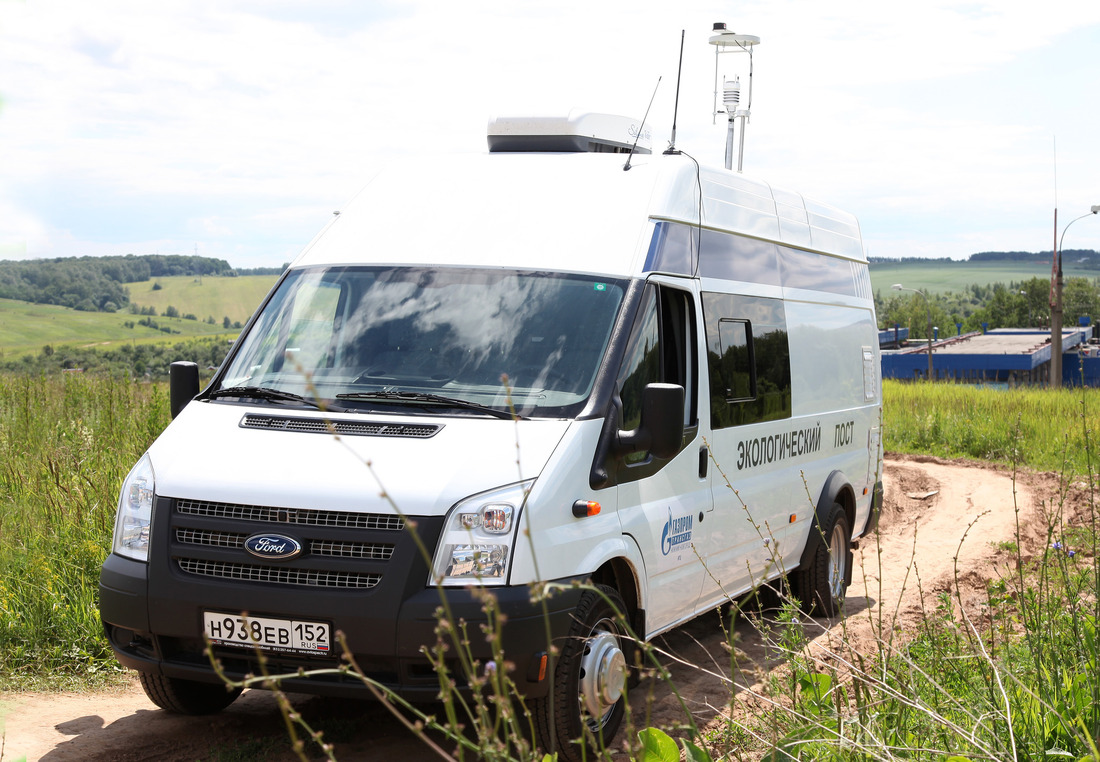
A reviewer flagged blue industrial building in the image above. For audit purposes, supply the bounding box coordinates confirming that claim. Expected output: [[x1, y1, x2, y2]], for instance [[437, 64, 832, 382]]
[[881, 326, 1100, 387]]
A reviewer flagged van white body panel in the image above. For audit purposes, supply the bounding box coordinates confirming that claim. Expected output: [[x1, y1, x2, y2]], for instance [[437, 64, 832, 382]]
[[293, 154, 864, 275], [150, 401, 569, 515]]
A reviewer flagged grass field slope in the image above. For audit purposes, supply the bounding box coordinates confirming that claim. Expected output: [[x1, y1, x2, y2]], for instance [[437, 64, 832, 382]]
[[128, 274, 278, 323], [0, 274, 277, 359], [869, 259, 1099, 295]]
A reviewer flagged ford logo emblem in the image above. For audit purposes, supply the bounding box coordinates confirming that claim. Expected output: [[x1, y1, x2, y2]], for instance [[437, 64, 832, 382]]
[[244, 533, 302, 561]]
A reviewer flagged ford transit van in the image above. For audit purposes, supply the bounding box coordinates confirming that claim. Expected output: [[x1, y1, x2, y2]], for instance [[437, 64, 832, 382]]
[[100, 112, 883, 759]]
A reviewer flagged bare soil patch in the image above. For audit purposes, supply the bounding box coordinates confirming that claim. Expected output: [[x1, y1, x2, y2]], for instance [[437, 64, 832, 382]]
[[1, 455, 1081, 761]]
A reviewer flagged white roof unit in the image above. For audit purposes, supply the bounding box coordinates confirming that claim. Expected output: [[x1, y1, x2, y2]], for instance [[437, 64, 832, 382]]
[[487, 112, 652, 154]]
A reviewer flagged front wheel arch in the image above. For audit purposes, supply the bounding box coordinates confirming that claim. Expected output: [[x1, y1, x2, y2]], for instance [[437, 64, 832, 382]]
[[531, 583, 631, 762]]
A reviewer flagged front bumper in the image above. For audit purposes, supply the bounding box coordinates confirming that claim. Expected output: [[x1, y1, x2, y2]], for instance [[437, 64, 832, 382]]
[[99, 497, 582, 702]]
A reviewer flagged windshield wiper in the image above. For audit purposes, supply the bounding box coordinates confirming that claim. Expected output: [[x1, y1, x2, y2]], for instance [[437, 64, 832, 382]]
[[208, 386, 324, 410], [336, 391, 520, 420]]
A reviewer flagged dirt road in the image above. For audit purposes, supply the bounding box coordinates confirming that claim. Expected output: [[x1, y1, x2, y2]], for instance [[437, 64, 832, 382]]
[[1, 455, 1072, 761]]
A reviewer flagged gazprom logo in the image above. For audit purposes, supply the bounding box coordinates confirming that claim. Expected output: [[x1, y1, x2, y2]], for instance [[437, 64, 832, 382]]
[[244, 533, 302, 561], [660, 507, 693, 556]]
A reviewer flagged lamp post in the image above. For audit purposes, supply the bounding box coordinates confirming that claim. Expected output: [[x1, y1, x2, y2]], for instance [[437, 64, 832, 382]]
[[1051, 204, 1100, 388], [1019, 290, 1030, 327], [892, 283, 933, 380]]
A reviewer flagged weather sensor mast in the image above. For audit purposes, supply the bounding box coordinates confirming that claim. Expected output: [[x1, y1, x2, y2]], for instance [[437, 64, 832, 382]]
[[710, 22, 759, 172]]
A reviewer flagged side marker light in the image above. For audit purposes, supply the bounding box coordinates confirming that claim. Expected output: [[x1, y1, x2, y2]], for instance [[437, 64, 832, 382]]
[[572, 500, 601, 518]]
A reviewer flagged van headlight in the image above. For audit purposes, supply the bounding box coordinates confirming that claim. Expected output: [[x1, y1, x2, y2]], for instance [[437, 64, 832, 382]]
[[430, 480, 532, 587], [112, 454, 155, 562]]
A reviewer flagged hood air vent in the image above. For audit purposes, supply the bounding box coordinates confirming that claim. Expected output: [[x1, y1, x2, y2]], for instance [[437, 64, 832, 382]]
[[241, 414, 441, 439]]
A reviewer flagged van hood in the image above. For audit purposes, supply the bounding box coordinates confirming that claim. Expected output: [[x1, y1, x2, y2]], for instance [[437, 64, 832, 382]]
[[147, 400, 571, 516]]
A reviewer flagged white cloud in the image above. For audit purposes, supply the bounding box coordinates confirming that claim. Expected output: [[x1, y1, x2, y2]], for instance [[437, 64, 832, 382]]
[[1, 0, 1099, 266]]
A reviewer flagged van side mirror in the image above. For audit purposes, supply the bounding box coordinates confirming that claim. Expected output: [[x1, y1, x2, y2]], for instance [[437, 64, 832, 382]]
[[169, 361, 200, 418], [616, 383, 685, 459]]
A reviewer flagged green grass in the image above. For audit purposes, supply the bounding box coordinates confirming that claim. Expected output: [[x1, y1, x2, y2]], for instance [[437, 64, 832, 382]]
[[0, 374, 169, 689], [128, 274, 277, 325], [870, 259, 1099, 296], [0, 274, 276, 360], [0, 299, 234, 360], [2, 372, 1098, 762], [882, 379, 1096, 474]]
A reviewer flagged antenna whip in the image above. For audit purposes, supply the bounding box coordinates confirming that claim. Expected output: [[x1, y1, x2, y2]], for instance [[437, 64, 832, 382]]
[[623, 77, 662, 171], [665, 30, 685, 154]]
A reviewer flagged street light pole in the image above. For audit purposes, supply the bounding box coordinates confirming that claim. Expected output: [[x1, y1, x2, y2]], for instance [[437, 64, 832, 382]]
[[892, 284, 933, 380], [1052, 205, 1100, 388]]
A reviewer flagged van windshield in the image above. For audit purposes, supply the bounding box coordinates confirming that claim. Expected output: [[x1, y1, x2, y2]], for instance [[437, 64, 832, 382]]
[[215, 266, 627, 419]]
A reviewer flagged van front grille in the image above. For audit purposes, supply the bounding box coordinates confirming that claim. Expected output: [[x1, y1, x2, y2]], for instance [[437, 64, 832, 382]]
[[176, 558, 381, 589], [309, 540, 394, 560], [174, 528, 395, 560], [175, 499, 405, 531], [176, 528, 244, 548], [165, 497, 436, 596]]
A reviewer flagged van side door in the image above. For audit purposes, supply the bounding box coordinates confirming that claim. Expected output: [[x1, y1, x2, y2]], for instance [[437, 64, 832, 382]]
[[614, 279, 713, 635], [695, 291, 797, 610]]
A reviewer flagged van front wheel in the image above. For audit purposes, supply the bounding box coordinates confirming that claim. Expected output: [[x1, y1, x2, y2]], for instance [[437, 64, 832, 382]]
[[139, 672, 243, 715], [533, 584, 629, 762], [794, 502, 851, 617]]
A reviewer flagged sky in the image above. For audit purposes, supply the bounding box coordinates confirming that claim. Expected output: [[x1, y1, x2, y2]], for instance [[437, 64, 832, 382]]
[[1, 0, 1099, 269]]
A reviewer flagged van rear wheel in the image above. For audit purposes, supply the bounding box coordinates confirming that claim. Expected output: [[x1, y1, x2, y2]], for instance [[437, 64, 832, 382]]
[[532, 584, 629, 762], [139, 672, 243, 715], [794, 502, 851, 617]]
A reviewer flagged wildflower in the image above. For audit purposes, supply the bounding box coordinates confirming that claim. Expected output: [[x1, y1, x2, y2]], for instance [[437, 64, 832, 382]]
[[1052, 541, 1063, 550], [1068, 550, 1076, 558]]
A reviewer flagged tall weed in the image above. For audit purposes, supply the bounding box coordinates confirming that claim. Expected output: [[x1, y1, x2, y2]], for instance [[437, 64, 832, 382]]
[[0, 373, 169, 686]]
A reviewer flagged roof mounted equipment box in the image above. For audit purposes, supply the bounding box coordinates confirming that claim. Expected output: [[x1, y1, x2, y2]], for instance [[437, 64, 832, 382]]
[[487, 112, 651, 154]]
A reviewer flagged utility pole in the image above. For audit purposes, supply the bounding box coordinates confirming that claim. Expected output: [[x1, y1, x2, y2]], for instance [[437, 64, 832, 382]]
[[1053, 205, 1100, 388], [892, 284, 933, 380], [1051, 209, 1062, 388]]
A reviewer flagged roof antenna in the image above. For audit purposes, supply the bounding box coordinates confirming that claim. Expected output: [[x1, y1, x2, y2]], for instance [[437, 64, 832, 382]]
[[623, 77, 661, 171], [664, 30, 685, 155]]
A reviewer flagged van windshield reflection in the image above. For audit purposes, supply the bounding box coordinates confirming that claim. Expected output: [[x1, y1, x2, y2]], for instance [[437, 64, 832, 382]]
[[215, 267, 626, 419]]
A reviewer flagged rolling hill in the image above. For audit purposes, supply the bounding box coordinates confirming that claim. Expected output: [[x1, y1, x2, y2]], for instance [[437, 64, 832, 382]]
[[0, 274, 278, 359], [868, 258, 1099, 296]]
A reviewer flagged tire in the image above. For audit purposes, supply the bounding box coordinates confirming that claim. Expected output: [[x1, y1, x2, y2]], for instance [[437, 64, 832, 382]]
[[138, 672, 243, 715], [794, 502, 852, 617], [532, 584, 630, 762]]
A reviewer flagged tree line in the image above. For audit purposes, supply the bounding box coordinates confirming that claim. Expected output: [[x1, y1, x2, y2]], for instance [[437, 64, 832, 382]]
[[0, 255, 283, 313], [876, 275, 1100, 340], [3, 336, 234, 379], [869, 248, 1100, 269]]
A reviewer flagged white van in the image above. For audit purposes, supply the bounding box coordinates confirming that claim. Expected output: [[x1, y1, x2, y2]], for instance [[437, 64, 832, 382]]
[[100, 113, 883, 760]]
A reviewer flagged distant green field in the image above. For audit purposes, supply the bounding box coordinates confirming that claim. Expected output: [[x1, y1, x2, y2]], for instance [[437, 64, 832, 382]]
[[129, 274, 278, 323], [869, 259, 1099, 295], [0, 299, 235, 359], [0, 274, 278, 359]]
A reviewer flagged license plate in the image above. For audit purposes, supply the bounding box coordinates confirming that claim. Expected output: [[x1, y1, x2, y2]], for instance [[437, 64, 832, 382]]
[[203, 612, 331, 655]]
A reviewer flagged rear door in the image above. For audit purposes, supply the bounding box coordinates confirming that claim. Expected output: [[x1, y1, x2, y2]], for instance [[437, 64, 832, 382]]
[[695, 290, 797, 610]]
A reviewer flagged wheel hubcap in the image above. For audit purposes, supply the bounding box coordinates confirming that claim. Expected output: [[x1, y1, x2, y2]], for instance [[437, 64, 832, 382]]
[[827, 523, 847, 600], [578, 625, 626, 724]]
